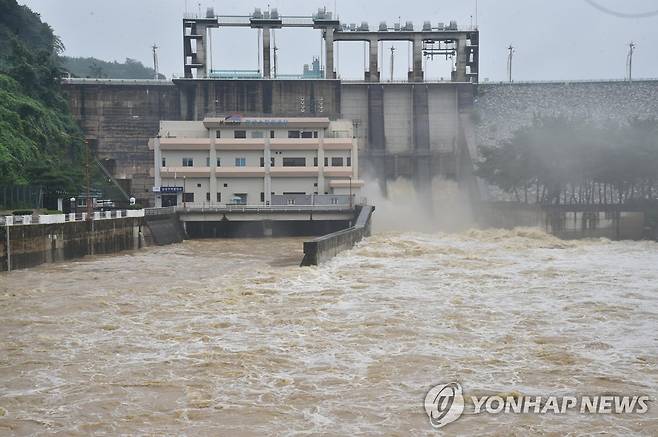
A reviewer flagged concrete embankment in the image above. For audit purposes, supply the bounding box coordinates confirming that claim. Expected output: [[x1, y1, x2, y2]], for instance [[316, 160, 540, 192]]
[[301, 205, 375, 266], [143, 212, 186, 245], [1, 217, 144, 272], [479, 202, 657, 240]]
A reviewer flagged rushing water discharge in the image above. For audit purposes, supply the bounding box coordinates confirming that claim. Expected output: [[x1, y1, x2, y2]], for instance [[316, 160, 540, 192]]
[[1, 229, 657, 435]]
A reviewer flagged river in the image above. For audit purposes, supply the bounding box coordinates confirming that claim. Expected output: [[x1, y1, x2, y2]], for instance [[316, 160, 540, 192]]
[[0, 229, 656, 435]]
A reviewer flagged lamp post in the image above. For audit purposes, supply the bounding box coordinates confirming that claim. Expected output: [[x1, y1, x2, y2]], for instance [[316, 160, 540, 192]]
[[183, 176, 187, 208], [349, 176, 353, 208]]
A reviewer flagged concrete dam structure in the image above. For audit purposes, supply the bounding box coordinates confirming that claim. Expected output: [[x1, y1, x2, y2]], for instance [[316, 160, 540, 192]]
[[61, 8, 658, 207]]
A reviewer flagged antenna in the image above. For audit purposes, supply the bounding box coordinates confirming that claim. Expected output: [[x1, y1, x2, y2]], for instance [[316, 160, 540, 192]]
[[152, 44, 159, 79], [390, 45, 396, 81], [626, 41, 636, 82], [507, 44, 515, 83]]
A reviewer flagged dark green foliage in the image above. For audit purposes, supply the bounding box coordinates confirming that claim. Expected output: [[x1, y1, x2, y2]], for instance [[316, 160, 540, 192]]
[[0, 0, 84, 193], [477, 116, 658, 205], [60, 56, 165, 79]]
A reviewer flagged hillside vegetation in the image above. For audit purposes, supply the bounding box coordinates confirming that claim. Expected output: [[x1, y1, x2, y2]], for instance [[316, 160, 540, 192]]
[[0, 0, 83, 192], [60, 56, 165, 79]]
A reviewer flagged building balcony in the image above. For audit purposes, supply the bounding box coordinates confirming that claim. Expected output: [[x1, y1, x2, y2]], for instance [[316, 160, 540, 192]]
[[159, 138, 211, 150], [216, 167, 266, 177], [216, 139, 266, 150], [270, 138, 320, 150], [324, 167, 353, 177], [322, 138, 354, 150], [270, 167, 320, 177], [160, 166, 211, 177]]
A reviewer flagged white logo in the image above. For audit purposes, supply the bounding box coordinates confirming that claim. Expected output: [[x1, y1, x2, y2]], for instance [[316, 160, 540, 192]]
[[424, 382, 465, 428]]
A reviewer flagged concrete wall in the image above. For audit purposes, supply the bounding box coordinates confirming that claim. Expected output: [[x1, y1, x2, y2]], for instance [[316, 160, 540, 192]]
[[63, 82, 180, 205], [479, 202, 654, 241], [0, 218, 144, 272], [176, 79, 342, 120], [301, 205, 374, 266], [475, 80, 658, 147]]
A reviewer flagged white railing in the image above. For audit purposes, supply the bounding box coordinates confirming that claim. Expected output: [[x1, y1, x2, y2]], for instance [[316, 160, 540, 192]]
[[2, 209, 145, 226]]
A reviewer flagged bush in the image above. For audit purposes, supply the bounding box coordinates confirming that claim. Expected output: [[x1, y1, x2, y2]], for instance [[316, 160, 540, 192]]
[[12, 209, 33, 215]]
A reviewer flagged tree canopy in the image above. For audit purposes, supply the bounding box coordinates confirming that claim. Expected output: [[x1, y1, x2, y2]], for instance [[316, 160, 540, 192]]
[[0, 0, 84, 193], [477, 116, 658, 205]]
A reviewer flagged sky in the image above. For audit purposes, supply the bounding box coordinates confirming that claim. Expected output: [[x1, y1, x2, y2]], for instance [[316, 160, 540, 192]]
[[18, 0, 658, 81]]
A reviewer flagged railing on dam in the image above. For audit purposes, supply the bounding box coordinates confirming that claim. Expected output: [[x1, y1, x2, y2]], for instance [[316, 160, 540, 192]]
[[1, 209, 145, 226], [145, 203, 361, 215]]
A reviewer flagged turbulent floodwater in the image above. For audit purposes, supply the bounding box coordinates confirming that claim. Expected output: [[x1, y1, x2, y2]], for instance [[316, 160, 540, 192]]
[[1, 229, 657, 435]]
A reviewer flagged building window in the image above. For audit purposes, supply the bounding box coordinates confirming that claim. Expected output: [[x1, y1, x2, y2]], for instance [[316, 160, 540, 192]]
[[206, 192, 210, 201], [223, 183, 228, 187], [282, 157, 306, 167], [313, 131, 318, 138], [324, 157, 328, 166], [217, 157, 221, 167], [347, 156, 352, 166], [260, 156, 265, 167], [217, 192, 221, 202], [206, 157, 210, 166], [234, 130, 247, 139], [216, 130, 221, 138], [314, 182, 318, 187], [332, 157, 344, 167], [162, 157, 166, 167], [182, 157, 194, 167], [260, 192, 265, 202], [270, 130, 275, 139], [233, 193, 247, 205], [251, 130, 264, 138], [235, 157, 246, 167], [287, 130, 300, 138], [301, 131, 313, 139], [313, 157, 318, 166], [197, 183, 202, 187], [271, 157, 275, 167], [183, 192, 194, 202]]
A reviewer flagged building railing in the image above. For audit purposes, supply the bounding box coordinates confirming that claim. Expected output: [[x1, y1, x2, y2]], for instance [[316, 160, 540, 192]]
[[1, 209, 145, 226], [178, 203, 356, 213]]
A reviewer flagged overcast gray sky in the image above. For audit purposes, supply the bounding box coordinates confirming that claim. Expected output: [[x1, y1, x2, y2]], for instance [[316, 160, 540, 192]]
[[19, 0, 658, 81]]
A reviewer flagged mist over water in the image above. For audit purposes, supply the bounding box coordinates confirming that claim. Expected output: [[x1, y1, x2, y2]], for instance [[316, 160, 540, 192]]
[[1, 227, 656, 435], [363, 177, 475, 233]]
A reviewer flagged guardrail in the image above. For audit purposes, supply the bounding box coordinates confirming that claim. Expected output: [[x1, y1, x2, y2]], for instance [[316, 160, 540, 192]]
[[179, 203, 356, 213], [1, 209, 145, 226]]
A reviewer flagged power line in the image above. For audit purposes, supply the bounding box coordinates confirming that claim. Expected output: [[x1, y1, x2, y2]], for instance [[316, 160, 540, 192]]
[[584, 0, 658, 18]]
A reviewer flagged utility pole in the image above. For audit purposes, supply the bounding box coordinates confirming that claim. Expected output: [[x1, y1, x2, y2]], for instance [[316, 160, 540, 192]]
[[85, 139, 93, 220], [507, 44, 515, 83], [152, 44, 159, 79], [389, 45, 396, 81], [626, 41, 636, 82], [273, 30, 278, 78]]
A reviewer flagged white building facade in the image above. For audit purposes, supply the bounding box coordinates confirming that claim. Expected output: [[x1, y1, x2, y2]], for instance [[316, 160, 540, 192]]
[[150, 116, 363, 207]]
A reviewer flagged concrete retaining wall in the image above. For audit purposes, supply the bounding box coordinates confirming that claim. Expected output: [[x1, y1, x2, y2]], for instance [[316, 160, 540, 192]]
[[479, 202, 655, 240], [301, 205, 374, 266], [143, 213, 186, 245], [0, 217, 144, 272]]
